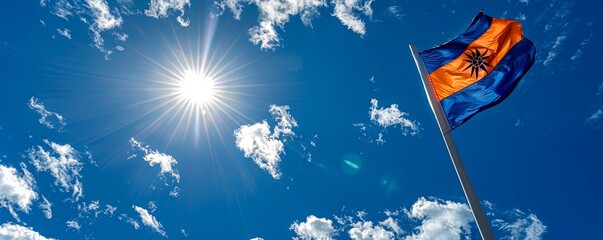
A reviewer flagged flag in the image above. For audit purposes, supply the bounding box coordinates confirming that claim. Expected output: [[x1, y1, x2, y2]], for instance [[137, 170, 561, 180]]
[[419, 11, 536, 129]]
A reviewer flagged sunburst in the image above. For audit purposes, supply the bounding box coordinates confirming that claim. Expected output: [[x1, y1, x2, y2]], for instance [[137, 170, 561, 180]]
[[176, 69, 217, 114], [462, 48, 491, 79]]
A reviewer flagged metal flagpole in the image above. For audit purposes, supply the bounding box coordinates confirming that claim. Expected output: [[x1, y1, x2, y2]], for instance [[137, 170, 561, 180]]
[[409, 43, 495, 240]]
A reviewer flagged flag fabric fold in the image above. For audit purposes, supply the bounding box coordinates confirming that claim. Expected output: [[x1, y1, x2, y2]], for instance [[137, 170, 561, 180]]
[[419, 12, 536, 129]]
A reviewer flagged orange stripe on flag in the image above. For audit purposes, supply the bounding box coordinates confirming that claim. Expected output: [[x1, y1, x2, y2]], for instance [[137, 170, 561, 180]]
[[429, 18, 525, 101]]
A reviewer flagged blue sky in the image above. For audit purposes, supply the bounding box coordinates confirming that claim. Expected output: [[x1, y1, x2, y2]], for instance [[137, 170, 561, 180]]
[[0, 0, 600, 239]]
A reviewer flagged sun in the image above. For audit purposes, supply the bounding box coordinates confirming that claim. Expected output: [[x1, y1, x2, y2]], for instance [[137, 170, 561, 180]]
[[177, 70, 216, 106]]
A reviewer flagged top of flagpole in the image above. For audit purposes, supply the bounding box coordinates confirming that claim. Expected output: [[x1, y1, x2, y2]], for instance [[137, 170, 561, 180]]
[[408, 43, 451, 134]]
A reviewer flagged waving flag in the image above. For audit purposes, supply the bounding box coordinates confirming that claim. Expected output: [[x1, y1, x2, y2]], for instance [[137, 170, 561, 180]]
[[419, 11, 536, 129]]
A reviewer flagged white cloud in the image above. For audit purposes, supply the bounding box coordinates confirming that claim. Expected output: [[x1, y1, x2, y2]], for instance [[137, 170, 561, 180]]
[[348, 220, 395, 240], [113, 32, 128, 42], [129, 138, 180, 183], [145, 0, 191, 27], [519, 0, 528, 4], [369, 99, 420, 136], [28, 97, 66, 131], [66, 220, 81, 231], [379, 217, 402, 236], [385, 5, 404, 21], [78, 200, 113, 218], [376, 132, 386, 145], [294, 198, 546, 240], [404, 197, 473, 240], [85, 0, 123, 58], [535, 1, 573, 69], [234, 104, 298, 179], [213, 0, 245, 20], [169, 186, 180, 197], [116, 0, 140, 15], [248, 0, 327, 50], [290, 215, 336, 240], [40, 196, 53, 219], [214, 0, 376, 49], [0, 163, 38, 221], [492, 209, 547, 240], [250, 238, 263, 240], [105, 204, 117, 215], [57, 28, 72, 39], [542, 35, 567, 66], [42, 0, 123, 58], [270, 105, 298, 138], [331, 0, 373, 35], [235, 121, 285, 179], [119, 213, 140, 229], [148, 201, 157, 213], [48, 0, 77, 21], [0, 223, 56, 240], [27, 139, 84, 201], [133, 205, 167, 237], [86, 0, 122, 30], [516, 13, 527, 21]]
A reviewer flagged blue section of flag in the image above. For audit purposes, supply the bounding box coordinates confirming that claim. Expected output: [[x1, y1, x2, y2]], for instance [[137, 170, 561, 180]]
[[440, 38, 536, 128], [420, 13, 492, 74]]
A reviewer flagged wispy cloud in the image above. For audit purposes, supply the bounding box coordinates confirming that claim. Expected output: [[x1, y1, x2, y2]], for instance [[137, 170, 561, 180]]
[[384, 5, 405, 21], [543, 35, 566, 66], [66, 220, 81, 231], [86, 0, 123, 31], [290, 215, 336, 240], [39, 196, 53, 219], [534, 0, 574, 70], [116, 0, 140, 15], [42, 0, 123, 58], [0, 163, 38, 221], [77, 200, 116, 219], [27, 139, 84, 201], [234, 105, 298, 179], [488, 204, 547, 240], [369, 99, 420, 135], [571, 33, 595, 61], [269, 105, 298, 138], [133, 205, 167, 237], [356, 99, 420, 144], [0, 223, 56, 240], [145, 0, 191, 27], [113, 32, 128, 42], [57, 28, 72, 39], [129, 138, 180, 183], [119, 213, 140, 229], [250, 0, 326, 50], [586, 108, 602, 123], [331, 0, 373, 35], [28, 97, 66, 131], [214, 0, 373, 50]]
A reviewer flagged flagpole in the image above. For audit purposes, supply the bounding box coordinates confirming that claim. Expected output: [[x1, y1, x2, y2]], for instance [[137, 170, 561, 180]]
[[409, 43, 495, 240]]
